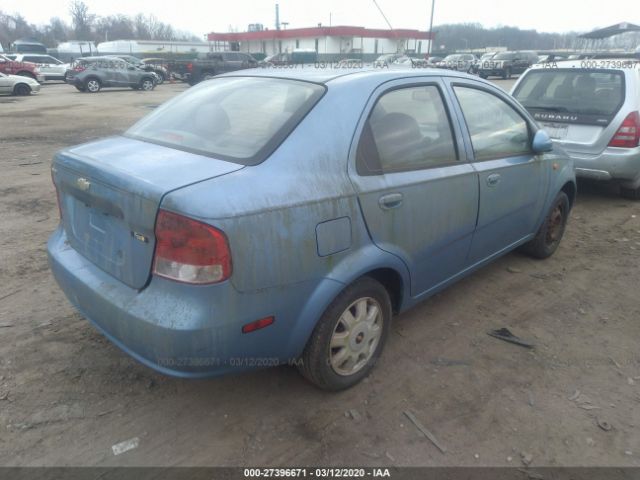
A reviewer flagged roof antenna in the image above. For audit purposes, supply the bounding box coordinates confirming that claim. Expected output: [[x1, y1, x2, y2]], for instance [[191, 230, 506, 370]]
[[371, 0, 394, 30]]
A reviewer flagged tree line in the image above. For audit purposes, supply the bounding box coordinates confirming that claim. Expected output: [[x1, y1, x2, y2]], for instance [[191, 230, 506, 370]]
[[0, 0, 200, 49]]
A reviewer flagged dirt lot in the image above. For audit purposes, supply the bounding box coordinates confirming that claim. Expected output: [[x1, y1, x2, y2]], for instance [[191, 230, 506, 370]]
[[0, 79, 639, 467]]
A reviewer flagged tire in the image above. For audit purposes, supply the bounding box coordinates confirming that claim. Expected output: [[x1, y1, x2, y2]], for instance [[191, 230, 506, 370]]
[[155, 71, 165, 84], [502, 67, 511, 79], [75, 85, 86, 92], [620, 186, 640, 200], [297, 277, 392, 391], [479, 73, 488, 79], [13, 83, 31, 96], [140, 78, 155, 91], [520, 191, 570, 259], [85, 78, 101, 93]]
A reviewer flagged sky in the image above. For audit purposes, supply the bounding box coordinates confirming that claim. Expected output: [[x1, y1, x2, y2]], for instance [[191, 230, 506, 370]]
[[1, 0, 634, 37]]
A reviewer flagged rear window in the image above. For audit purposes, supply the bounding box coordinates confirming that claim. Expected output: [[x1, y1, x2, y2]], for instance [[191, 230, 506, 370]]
[[126, 77, 325, 165], [513, 69, 625, 125]]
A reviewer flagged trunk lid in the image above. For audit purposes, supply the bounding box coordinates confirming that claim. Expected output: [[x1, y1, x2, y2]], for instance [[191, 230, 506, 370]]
[[52, 136, 244, 289]]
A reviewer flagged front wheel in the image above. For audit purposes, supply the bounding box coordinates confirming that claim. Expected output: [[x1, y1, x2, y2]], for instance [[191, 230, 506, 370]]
[[298, 277, 392, 391], [140, 78, 155, 91], [520, 191, 570, 259], [13, 83, 31, 96]]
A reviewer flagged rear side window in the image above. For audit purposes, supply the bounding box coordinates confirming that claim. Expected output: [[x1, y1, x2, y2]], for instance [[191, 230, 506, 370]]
[[454, 86, 531, 161], [513, 69, 625, 125], [357, 85, 458, 174], [126, 77, 325, 165]]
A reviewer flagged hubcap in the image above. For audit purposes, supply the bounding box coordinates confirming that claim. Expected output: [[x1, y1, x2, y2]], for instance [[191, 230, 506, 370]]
[[142, 81, 153, 90], [329, 297, 383, 376], [545, 204, 564, 245], [87, 81, 99, 92]]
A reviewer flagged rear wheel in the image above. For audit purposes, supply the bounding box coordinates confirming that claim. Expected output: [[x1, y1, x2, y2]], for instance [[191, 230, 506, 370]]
[[620, 186, 640, 200], [85, 78, 101, 93], [140, 78, 155, 91], [298, 277, 391, 391], [520, 191, 570, 259], [479, 73, 488, 79], [13, 83, 31, 96], [502, 67, 511, 79]]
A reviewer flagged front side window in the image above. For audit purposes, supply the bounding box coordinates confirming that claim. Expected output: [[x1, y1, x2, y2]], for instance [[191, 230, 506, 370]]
[[357, 85, 458, 174], [454, 86, 530, 161], [126, 77, 325, 165]]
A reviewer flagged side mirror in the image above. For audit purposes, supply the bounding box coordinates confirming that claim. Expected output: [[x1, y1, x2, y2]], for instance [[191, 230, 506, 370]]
[[532, 129, 553, 154]]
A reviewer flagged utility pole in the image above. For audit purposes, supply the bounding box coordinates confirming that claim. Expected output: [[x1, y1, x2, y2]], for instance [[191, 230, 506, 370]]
[[427, 0, 435, 57]]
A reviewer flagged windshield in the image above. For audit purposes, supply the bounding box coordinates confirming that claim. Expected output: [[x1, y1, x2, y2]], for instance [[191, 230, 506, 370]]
[[513, 69, 625, 123], [126, 77, 325, 165], [494, 53, 516, 60], [443, 55, 460, 61]]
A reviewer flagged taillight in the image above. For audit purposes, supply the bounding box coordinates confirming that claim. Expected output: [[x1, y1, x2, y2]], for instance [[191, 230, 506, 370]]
[[608, 111, 640, 148], [74, 65, 86, 72], [153, 209, 232, 284], [186, 62, 193, 72]]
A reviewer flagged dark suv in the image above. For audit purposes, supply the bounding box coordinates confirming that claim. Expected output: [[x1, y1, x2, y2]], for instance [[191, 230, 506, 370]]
[[169, 52, 258, 85], [478, 51, 538, 79], [66, 57, 158, 92]]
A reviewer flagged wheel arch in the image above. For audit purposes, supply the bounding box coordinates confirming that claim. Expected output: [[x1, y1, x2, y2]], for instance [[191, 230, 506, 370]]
[[284, 246, 411, 359]]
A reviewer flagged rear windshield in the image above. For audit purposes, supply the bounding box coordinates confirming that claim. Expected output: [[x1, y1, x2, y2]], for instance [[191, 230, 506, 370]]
[[513, 69, 625, 125], [126, 77, 325, 165]]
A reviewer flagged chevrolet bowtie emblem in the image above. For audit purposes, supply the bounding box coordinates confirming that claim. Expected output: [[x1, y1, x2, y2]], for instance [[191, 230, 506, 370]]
[[76, 177, 91, 191]]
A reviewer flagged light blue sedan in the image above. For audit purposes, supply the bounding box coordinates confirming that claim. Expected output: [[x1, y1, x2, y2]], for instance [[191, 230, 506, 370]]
[[48, 68, 576, 390]]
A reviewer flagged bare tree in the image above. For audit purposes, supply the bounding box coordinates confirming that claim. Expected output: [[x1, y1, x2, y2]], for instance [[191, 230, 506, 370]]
[[69, 0, 95, 40]]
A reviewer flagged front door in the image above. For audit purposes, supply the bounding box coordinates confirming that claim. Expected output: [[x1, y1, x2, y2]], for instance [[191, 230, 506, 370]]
[[446, 80, 547, 262], [349, 80, 479, 297]]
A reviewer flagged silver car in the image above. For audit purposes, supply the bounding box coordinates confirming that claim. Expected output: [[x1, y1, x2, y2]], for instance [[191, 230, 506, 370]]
[[512, 59, 640, 199], [0, 71, 41, 95]]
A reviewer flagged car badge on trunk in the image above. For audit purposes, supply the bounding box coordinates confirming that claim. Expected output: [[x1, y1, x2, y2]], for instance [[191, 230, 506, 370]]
[[76, 177, 91, 191]]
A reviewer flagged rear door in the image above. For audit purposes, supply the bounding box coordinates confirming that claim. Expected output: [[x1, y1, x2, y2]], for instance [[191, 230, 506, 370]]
[[446, 79, 547, 262], [512, 68, 628, 155], [349, 78, 479, 297]]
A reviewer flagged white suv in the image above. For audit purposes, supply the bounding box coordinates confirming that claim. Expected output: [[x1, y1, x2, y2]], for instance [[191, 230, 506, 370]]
[[6, 54, 70, 81], [512, 59, 640, 199]]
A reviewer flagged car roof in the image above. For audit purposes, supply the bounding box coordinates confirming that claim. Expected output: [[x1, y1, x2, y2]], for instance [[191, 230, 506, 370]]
[[219, 66, 494, 85]]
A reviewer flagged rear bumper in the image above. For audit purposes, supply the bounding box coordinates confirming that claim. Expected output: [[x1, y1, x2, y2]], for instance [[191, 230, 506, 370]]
[[47, 226, 326, 377], [570, 146, 640, 188]]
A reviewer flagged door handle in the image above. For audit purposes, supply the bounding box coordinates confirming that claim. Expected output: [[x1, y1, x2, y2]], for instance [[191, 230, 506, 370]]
[[486, 173, 501, 187], [378, 193, 404, 210]]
